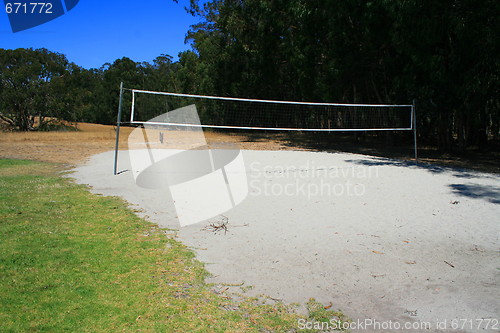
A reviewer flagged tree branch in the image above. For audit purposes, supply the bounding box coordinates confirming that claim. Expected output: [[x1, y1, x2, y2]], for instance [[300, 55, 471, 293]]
[[0, 112, 15, 127]]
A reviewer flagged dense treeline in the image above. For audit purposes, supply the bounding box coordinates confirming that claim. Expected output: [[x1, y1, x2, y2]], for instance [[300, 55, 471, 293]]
[[0, 0, 498, 152]]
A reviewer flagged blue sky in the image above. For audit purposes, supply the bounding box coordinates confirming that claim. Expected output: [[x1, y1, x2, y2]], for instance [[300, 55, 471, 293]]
[[0, 0, 202, 69]]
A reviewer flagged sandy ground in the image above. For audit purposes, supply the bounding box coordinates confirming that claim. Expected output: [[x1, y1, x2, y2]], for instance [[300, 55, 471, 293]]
[[72, 148, 499, 333]]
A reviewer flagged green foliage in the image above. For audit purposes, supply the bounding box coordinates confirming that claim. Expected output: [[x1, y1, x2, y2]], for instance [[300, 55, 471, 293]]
[[0, 48, 66, 130], [184, 0, 499, 151]]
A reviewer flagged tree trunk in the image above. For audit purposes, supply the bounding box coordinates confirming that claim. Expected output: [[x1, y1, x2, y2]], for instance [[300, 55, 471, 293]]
[[456, 111, 467, 153], [438, 112, 452, 152]]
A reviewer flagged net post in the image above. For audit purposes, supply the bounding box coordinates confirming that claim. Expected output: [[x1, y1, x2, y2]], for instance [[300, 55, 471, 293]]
[[412, 99, 418, 163], [130, 89, 135, 122], [113, 82, 124, 175]]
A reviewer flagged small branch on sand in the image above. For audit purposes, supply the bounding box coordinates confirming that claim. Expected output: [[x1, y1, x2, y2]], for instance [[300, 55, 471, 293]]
[[203, 215, 229, 234], [444, 260, 455, 268]]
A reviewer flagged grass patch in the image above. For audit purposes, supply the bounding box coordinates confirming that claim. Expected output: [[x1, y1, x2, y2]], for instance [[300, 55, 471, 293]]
[[0, 159, 346, 332], [304, 299, 349, 331]]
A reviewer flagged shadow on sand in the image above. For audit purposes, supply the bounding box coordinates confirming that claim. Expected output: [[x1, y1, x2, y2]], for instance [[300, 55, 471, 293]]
[[448, 183, 500, 204], [343, 156, 497, 179], [343, 156, 500, 204]]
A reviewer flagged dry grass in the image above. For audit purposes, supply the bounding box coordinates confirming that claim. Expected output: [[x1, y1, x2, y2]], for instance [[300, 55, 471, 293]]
[[0, 123, 292, 166], [0, 123, 126, 165]]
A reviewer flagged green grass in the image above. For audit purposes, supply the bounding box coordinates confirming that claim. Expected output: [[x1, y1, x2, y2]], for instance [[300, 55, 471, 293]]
[[0, 159, 347, 332]]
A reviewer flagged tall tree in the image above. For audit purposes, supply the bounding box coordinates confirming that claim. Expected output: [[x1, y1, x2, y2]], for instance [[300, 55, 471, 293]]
[[183, 0, 499, 151], [0, 48, 70, 130]]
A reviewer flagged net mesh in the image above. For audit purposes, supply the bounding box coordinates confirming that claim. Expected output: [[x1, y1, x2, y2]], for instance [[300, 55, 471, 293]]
[[130, 90, 413, 131]]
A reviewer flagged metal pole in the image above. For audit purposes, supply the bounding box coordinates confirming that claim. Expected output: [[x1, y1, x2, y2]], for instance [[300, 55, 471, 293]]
[[113, 82, 124, 175], [412, 99, 418, 163]]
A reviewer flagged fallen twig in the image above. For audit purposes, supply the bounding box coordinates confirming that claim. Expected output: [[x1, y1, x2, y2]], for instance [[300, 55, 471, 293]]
[[202, 215, 229, 234], [444, 260, 455, 268]]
